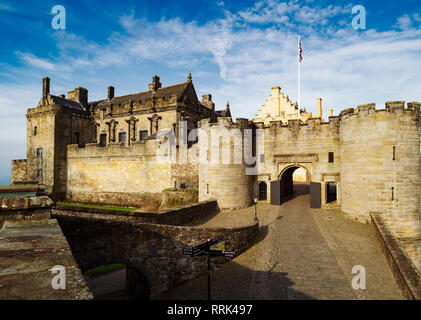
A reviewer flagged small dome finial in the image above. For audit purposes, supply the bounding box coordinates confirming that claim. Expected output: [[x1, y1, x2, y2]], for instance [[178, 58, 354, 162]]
[[226, 101, 230, 109], [188, 72, 192, 82]]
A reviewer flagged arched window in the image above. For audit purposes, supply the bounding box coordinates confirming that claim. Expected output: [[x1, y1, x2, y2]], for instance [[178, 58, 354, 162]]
[[259, 182, 267, 201]]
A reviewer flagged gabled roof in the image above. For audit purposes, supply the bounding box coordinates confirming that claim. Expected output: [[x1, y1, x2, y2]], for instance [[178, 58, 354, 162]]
[[51, 95, 86, 111]]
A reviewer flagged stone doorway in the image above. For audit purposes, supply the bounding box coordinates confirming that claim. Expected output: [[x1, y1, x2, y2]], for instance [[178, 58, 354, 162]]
[[271, 165, 311, 206]]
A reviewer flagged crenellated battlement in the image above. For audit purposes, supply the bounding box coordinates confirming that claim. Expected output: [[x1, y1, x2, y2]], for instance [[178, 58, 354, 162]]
[[339, 101, 421, 122]]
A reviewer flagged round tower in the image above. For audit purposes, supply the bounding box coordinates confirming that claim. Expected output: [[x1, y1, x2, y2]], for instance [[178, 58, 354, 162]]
[[198, 117, 255, 210], [340, 102, 421, 238]]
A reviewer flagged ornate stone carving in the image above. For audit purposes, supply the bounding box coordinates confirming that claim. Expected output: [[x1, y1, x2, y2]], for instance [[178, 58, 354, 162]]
[[105, 119, 118, 142]]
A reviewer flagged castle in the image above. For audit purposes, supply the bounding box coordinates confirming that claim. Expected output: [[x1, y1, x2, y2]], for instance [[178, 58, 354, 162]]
[[10, 75, 421, 271]]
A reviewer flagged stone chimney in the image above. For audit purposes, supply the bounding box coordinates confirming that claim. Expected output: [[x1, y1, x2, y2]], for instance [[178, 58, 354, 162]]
[[317, 97, 322, 118], [68, 87, 88, 108], [329, 108, 333, 117], [148, 75, 162, 92], [202, 94, 215, 110], [42, 77, 50, 99], [108, 86, 114, 100]]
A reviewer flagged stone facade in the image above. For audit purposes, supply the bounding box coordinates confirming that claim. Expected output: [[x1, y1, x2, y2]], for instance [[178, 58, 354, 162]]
[[11, 160, 27, 183], [20, 75, 222, 204]]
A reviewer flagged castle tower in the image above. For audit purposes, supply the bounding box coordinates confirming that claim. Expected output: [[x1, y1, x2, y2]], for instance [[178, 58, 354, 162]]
[[26, 77, 93, 199], [198, 117, 255, 210], [339, 102, 421, 238]]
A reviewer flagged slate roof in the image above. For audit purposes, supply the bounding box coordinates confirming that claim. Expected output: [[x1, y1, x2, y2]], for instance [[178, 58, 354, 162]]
[[91, 82, 189, 107], [51, 95, 86, 111]]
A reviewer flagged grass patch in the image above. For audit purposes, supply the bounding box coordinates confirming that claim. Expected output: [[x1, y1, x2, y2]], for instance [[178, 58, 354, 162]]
[[83, 263, 126, 278], [57, 202, 138, 212]]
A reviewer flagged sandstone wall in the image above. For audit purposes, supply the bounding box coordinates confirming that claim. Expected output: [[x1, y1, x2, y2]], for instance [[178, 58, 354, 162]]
[[11, 160, 27, 183], [66, 141, 172, 206], [256, 117, 341, 205], [26, 101, 93, 199], [26, 106, 56, 192], [340, 102, 421, 238], [198, 118, 255, 210]]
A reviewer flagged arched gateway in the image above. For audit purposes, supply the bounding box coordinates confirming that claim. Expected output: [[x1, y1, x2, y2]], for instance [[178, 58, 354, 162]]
[[270, 164, 314, 206]]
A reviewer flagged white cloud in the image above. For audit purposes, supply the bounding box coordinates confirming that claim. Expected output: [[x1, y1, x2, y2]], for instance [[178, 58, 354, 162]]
[[395, 14, 413, 30], [18, 53, 57, 71]]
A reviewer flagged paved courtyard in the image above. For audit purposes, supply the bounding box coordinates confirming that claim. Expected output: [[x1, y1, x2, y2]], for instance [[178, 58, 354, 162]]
[[164, 187, 403, 300]]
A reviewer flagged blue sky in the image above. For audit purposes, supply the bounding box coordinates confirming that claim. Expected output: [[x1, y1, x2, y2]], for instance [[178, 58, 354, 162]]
[[1, 0, 421, 185]]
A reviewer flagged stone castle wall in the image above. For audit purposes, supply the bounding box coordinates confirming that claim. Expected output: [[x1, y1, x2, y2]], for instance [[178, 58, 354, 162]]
[[198, 117, 255, 210], [256, 117, 341, 206], [66, 140, 199, 206], [340, 102, 421, 238], [66, 141, 169, 206]]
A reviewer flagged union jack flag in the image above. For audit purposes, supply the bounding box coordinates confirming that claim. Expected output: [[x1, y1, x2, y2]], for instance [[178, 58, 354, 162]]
[[299, 40, 303, 63]]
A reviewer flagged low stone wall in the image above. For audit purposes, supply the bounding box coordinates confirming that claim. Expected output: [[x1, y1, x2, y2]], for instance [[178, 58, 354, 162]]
[[55, 213, 258, 299], [0, 208, 52, 230], [55, 200, 218, 226], [370, 213, 421, 300], [0, 218, 93, 300], [162, 190, 198, 208], [1, 196, 52, 211], [66, 190, 162, 209]]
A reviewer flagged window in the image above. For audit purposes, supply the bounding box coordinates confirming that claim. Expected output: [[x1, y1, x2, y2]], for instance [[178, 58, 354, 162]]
[[207, 183, 209, 194], [328, 152, 334, 163], [102, 109, 106, 120], [139, 130, 148, 140], [36, 148, 43, 158], [33, 126, 37, 136], [37, 169, 42, 179], [393, 146, 396, 161], [258, 182, 267, 200], [260, 154, 265, 163], [74, 132, 80, 145], [119, 132, 127, 145], [99, 134, 107, 147]]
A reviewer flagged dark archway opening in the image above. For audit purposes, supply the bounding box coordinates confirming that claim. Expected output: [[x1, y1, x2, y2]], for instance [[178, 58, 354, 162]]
[[84, 263, 127, 300], [281, 166, 310, 199], [83, 263, 150, 300], [271, 166, 311, 205], [258, 182, 267, 200], [126, 265, 151, 300], [326, 182, 337, 203]]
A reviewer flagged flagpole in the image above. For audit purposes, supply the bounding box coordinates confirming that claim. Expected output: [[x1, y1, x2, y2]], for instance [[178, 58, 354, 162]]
[[298, 35, 301, 121]]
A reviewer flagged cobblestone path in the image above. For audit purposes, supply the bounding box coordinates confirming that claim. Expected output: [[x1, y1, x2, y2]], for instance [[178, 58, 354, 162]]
[[164, 192, 403, 300]]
